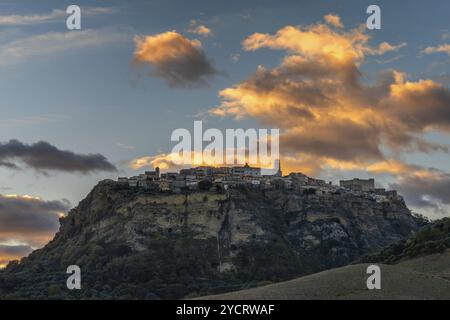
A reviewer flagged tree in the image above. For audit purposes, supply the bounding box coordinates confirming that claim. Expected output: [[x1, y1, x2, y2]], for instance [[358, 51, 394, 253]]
[[198, 180, 213, 191]]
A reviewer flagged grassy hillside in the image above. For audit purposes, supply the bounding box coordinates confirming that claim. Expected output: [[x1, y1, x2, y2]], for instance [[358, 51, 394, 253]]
[[361, 218, 450, 264], [198, 250, 450, 300], [198, 218, 450, 300], [397, 250, 450, 279]]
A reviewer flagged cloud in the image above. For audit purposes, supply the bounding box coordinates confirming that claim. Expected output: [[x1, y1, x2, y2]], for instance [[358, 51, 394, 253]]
[[210, 15, 450, 178], [376, 55, 403, 64], [129, 151, 225, 171], [0, 28, 128, 66], [390, 169, 450, 211], [0, 114, 68, 127], [116, 142, 135, 151], [0, 139, 117, 173], [128, 147, 281, 173], [423, 44, 450, 56], [380, 77, 450, 133], [133, 31, 218, 87], [370, 41, 406, 55], [230, 53, 240, 62], [0, 244, 34, 268], [280, 120, 384, 162], [187, 20, 212, 37], [324, 14, 344, 28], [0, 7, 114, 26], [0, 194, 70, 267], [129, 153, 183, 171]]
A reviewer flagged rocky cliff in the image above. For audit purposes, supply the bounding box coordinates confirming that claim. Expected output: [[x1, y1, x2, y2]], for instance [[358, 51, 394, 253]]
[[0, 180, 423, 299]]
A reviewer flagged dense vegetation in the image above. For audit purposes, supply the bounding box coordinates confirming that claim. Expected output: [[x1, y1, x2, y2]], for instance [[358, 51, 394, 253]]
[[361, 218, 450, 264], [0, 232, 305, 299]]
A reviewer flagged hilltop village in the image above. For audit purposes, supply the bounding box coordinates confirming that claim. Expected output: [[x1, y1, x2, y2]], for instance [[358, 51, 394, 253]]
[[112, 162, 401, 203]]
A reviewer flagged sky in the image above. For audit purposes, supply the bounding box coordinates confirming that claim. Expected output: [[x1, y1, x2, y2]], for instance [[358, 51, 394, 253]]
[[1, 0, 450, 266]]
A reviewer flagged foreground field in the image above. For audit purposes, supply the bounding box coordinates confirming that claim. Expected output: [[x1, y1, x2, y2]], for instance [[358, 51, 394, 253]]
[[199, 251, 450, 300]]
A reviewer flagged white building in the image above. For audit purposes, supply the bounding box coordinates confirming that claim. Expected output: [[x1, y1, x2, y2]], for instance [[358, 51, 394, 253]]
[[232, 163, 261, 176]]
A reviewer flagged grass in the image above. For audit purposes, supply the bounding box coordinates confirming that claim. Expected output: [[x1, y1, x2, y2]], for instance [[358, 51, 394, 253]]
[[197, 250, 450, 300]]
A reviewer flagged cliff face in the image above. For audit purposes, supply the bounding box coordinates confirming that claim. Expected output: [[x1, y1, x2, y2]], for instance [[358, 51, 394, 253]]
[[0, 181, 422, 299]]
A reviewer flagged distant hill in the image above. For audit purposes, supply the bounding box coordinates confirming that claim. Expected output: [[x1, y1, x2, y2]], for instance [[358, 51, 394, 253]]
[[0, 179, 422, 299]]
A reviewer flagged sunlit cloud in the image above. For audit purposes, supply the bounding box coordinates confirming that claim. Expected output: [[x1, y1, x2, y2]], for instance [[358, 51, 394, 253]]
[[133, 31, 218, 87], [187, 19, 213, 37], [324, 13, 344, 28], [423, 43, 450, 56], [209, 14, 450, 215]]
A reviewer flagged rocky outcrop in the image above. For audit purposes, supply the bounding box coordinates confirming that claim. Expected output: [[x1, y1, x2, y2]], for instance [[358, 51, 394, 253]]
[[0, 180, 422, 299]]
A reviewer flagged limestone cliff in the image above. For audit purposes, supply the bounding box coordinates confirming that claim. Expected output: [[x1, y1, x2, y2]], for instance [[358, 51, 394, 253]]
[[0, 180, 423, 299]]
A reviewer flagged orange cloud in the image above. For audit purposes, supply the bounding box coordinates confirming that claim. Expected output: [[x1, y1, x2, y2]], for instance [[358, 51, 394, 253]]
[[133, 31, 217, 87], [187, 20, 212, 37], [324, 14, 344, 28], [423, 43, 450, 55], [369, 41, 406, 55], [210, 15, 449, 181], [129, 153, 183, 171], [241, 23, 369, 63]]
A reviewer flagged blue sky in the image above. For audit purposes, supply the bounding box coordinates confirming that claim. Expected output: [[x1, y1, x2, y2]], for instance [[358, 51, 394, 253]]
[[0, 0, 449, 200], [1, 0, 450, 265]]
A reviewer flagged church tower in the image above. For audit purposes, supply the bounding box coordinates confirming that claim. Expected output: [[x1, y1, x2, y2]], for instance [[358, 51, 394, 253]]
[[275, 159, 282, 177]]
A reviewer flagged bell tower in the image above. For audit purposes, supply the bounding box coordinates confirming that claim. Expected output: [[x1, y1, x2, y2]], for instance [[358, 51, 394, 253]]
[[275, 159, 282, 177]]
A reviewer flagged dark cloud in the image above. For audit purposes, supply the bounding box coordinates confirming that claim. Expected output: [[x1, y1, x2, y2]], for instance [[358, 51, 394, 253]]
[[0, 139, 117, 173], [0, 244, 34, 266], [0, 194, 70, 247], [281, 120, 384, 162], [0, 244, 33, 258], [380, 79, 450, 133], [0, 194, 70, 266], [0, 244, 33, 256], [133, 31, 218, 87], [390, 172, 450, 211]]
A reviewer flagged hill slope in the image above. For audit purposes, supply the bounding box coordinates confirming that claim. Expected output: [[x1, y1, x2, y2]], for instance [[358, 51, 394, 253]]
[[199, 251, 450, 300], [200, 219, 450, 300], [0, 180, 422, 299]]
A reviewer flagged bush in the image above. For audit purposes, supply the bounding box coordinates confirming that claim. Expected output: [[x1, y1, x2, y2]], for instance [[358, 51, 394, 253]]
[[198, 180, 213, 191]]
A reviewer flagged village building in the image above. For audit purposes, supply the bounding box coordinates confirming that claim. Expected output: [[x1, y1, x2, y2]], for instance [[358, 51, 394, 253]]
[[145, 167, 160, 180], [115, 161, 400, 202], [128, 176, 139, 187], [118, 177, 129, 184], [158, 180, 171, 191], [232, 163, 261, 176], [160, 172, 178, 180], [339, 178, 375, 192]]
